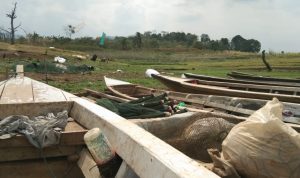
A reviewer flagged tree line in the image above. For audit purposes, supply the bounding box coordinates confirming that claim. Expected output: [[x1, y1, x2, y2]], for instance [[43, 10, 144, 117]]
[[0, 31, 261, 53], [107, 32, 261, 52]]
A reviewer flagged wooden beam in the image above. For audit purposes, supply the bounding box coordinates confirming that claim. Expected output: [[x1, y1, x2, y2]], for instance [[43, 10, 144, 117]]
[[70, 98, 219, 178], [0, 145, 83, 162], [0, 101, 72, 119], [0, 77, 33, 103], [0, 121, 86, 147], [77, 149, 101, 178], [0, 157, 84, 178], [170, 95, 254, 115], [32, 79, 66, 102], [16, 65, 24, 77], [85, 88, 130, 103]]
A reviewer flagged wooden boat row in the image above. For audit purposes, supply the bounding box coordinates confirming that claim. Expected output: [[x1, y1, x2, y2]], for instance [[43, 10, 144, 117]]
[[103, 76, 300, 126], [0, 69, 224, 178], [183, 72, 300, 87], [183, 74, 300, 96], [151, 74, 300, 103], [227, 71, 300, 86], [3, 65, 298, 178]]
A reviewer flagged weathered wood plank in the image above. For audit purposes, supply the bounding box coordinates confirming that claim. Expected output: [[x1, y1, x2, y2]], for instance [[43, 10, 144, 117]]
[[32, 79, 67, 102], [0, 158, 84, 178], [0, 145, 83, 162], [62, 90, 79, 101], [85, 88, 130, 102], [0, 77, 33, 103], [70, 98, 219, 178], [0, 80, 6, 98], [0, 101, 72, 119], [0, 121, 87, 147], [16, 65, 24, 77], [77, 148, 101, 178]]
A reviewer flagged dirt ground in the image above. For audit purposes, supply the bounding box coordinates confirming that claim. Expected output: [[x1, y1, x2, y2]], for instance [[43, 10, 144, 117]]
[[27, 72, 105, 82], [0, 50, 51, 60]]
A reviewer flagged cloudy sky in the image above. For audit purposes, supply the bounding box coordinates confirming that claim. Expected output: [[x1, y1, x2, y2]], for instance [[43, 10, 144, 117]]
[[0, 0, 300, 52]]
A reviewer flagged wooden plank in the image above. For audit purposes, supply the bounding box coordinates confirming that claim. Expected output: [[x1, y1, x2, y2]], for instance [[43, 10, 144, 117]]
[[62, 90, 79, 101], [170, 95, 254, 115], [60, 121, 87, 145], [70, 98, 219, 178], [85, 88, 130, 102], [0, 121, 87, 147], [0, 77, 33, 103], [32, 79, 67, 102], [16, 65, 24, 77], [0, 157, 84, 178], [81, 96, 96, 103], [0, 101, 72, 119], [0, 145, 83, 162], [77, 148, 101, 178], [0, 80, 6, 98]]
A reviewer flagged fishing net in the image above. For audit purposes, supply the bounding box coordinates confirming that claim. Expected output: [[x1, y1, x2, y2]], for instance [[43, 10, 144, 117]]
[[167, 112, 234, 163], [96, 93, 187, 119], [19, 62, 94, 74], [96, 98, 166, 119]]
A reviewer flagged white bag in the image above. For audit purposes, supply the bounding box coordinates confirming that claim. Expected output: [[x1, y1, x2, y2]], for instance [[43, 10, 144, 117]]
[[222, 98, 300, 178]]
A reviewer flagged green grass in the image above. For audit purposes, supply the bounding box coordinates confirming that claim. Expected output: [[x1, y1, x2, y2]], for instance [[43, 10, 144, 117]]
[[48, 80, 104, 93], [0, 41, 299, 92]]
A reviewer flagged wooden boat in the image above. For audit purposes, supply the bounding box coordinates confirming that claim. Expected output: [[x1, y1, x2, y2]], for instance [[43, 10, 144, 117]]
[[183, 72, 300, 87], [227, 71, 300, 86], [152, 74, 300, 103], [184, 74, 300, 96], [103, 76, 300, 125], [0, 67, 220, 178]]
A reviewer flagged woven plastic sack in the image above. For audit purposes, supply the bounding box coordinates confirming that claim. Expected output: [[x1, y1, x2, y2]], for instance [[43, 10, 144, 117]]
[[222, 98, 300, 178]]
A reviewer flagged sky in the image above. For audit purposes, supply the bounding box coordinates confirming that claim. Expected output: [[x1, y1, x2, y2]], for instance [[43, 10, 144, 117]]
[[0, 0, 300, 52]]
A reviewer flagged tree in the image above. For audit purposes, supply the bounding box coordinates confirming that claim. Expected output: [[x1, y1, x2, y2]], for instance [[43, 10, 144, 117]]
[[186, 33, 198, 47], [133, 32, 142, 48], [231, 35, 261, 52], [231, 35, 246, 51], [121, 38, 129, 50], [0, 2, 21, 44], [219, 38, 230, 50], [244, 39, 261, 53], [64, 25, 76, 38], [200, 34, 210, 43]]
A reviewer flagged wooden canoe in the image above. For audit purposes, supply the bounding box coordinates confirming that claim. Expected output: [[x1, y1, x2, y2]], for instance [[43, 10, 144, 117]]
[[227, 71, 300, 86], [152, 74, 300, 103], [103, 77, 300, 125], [184, 72, 300, 87], [0, 70, 219, 177], [184, 75, 300, 96]]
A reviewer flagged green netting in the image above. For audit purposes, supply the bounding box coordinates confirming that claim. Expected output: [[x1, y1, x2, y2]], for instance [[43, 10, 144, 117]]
[[15, 62, 94, 74], [96, 98, 166, 119], [96, 93, 188, 119]]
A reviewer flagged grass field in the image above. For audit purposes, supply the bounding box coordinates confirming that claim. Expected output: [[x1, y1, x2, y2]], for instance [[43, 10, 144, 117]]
[[0, 42, 299, 93]]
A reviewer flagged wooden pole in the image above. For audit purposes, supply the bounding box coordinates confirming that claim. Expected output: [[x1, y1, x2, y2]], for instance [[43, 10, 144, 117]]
[[261, 50, 272, 71], [44, 58, 48, 84]]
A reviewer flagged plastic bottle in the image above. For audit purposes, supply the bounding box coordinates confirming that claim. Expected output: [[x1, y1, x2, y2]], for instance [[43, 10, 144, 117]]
[[84, 128, 115, 165]]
